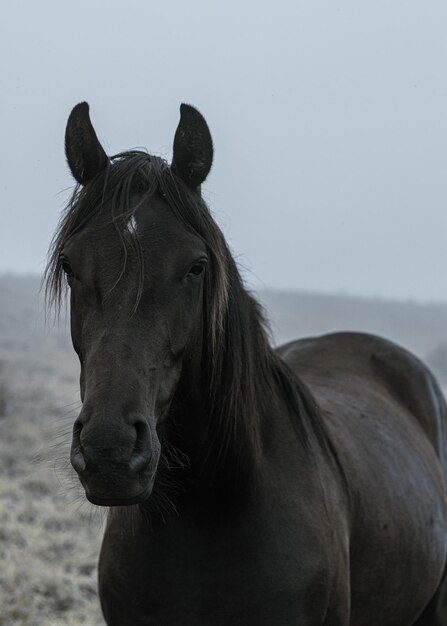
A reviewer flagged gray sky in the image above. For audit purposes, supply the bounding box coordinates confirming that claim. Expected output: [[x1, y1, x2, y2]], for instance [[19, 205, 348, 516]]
[[1, 0, 447, 301]]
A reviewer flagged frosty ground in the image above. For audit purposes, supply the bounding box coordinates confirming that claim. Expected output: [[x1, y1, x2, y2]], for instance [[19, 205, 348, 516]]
[[0, 276, 103, 625]]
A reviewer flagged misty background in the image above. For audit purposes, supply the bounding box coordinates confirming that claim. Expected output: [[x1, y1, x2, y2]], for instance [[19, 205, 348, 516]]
[[1, 2, 447, 624], [2, 0, 447, 300]]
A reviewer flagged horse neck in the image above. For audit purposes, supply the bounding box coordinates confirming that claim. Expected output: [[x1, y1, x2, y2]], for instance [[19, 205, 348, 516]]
[[173, 257, 292, 498]]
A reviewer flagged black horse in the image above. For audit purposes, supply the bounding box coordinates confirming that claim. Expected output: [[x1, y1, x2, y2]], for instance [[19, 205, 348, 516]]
[[46, 102, 447, 625]]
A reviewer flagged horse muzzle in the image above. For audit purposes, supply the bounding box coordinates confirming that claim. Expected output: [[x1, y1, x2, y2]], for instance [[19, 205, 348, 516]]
[[70, 411, 160, 506]]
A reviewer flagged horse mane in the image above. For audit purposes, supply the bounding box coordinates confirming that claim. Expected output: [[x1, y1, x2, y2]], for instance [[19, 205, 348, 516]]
[[45, 151, 337, 486]]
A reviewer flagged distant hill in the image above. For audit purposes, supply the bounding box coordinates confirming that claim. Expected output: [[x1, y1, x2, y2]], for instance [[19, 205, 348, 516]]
[[1, 274, 446, 385], [259, 290, 447, 386], [259, 290, 447, 353]]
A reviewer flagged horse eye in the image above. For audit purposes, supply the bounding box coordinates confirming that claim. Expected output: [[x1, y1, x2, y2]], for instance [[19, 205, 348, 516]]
[[60, 258, 74, 277], [188, 261, 206, 277]]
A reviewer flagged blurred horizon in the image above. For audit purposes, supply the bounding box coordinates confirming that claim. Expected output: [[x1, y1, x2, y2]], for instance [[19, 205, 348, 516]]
[[2, 269, 447, 308]]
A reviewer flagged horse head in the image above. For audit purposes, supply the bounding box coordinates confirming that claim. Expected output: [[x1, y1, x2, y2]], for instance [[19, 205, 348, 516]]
[[53, 102, 221, 506]]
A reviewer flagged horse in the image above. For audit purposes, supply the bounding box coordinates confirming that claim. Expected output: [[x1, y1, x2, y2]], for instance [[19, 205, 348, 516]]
[[46, 101, 447, 625]]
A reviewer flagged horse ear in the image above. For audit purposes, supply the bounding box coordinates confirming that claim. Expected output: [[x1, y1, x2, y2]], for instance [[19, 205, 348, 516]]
[[65, 102, 108, 185], [172, 104, 213, 188]]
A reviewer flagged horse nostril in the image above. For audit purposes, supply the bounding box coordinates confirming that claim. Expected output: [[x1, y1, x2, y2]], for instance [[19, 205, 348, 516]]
[[71, 449, 87, 474], [129, 420, 152, 473], [71, 420, 86, 474]]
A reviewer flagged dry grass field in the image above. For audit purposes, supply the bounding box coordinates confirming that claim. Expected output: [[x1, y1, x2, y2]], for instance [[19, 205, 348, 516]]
[[0, 276, 104, 625], [1, 274, 447, 624]]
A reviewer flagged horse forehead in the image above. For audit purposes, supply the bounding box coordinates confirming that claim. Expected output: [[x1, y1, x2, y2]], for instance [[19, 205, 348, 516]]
[[132, 198, 203, 251], [68, 195, 203, 265]]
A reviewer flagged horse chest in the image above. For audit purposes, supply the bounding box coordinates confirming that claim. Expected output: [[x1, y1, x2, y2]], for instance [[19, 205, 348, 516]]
[[99, 504, 336, 625]]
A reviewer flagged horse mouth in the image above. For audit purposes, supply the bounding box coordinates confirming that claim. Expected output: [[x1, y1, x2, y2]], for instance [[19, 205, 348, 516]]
[[85, 484, 154, 507]]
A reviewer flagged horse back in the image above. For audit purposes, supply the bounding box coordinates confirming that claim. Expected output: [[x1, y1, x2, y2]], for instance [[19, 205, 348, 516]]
[[278, 331, 447, 478]]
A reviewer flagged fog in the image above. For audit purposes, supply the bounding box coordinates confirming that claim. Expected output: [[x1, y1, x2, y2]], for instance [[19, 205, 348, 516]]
[[2, 0, 447, 300], [2, 4, 447, 623]]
